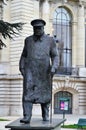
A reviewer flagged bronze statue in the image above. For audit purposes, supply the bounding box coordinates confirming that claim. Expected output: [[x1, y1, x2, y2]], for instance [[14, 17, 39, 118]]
[[19, 19, 58, 123]]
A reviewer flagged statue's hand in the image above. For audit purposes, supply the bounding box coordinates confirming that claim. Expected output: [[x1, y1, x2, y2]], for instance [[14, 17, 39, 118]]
[[20, 68, 25, 76], [51, 67, 56, 77]]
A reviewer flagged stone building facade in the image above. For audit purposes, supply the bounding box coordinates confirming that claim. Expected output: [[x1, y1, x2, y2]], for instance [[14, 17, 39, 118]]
[[0, 0, 86, 116]]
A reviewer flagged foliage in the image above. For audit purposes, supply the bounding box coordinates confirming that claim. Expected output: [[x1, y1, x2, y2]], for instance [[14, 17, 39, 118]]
[[0, 118, 10, 121], [61, 124, 86, 129], [0, 20, 24, 49]]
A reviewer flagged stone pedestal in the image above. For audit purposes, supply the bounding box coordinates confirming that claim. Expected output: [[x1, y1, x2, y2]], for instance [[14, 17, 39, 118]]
[[5, 118, 66, 130]]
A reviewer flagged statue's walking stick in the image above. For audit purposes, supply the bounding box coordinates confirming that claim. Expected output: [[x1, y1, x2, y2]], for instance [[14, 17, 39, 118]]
[[50, 74, 53, 124]]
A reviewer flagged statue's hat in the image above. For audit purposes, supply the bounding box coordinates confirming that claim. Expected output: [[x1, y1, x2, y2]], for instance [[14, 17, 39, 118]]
[[31, 19, 46, 26]]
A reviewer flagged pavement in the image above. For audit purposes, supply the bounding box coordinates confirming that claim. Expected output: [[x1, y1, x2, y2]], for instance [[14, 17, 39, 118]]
[[0, 114, 86, 130]]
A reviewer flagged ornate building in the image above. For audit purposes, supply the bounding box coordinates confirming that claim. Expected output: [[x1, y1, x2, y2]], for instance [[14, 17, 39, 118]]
[[0, 0, 86, 116]]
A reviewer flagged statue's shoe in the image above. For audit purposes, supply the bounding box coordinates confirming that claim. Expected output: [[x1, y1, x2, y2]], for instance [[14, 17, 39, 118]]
[[43, 116, 49, 121], [20, 117, 30, 123]]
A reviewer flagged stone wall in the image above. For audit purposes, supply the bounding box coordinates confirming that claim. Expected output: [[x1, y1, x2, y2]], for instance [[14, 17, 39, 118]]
[[0, 74, 86, 116], [0, 74, 22, 116]]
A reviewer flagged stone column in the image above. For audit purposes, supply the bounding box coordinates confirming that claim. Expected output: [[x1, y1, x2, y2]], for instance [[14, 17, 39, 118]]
[[77, 3, 85, 66], [42, 0, 50, 34], [10, 0, 34, 74], [33, 0, 40, 19], [72, 21, 77, 66]]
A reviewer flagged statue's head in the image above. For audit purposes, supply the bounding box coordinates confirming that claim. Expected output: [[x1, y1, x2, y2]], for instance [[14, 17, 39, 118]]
[[31, 19, 46, 36]]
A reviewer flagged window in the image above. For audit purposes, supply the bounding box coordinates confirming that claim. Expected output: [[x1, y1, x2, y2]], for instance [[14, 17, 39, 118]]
[[54, 91, 72, 114], [53, 7, 72, 75]]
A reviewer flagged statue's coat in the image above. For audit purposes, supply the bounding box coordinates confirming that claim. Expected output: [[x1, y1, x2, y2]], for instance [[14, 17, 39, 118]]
[[19, 34, 58, 103]]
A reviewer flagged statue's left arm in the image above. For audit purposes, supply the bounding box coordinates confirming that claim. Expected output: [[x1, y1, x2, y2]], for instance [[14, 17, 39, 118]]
[[50, 37, 59, 75]]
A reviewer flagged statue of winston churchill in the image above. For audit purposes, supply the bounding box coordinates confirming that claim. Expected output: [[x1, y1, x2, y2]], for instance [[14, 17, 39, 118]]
[[19, 19, 58, 123]]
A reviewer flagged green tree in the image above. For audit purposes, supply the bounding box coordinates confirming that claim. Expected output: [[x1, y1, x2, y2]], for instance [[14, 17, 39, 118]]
[[0, 20, 24, 49]]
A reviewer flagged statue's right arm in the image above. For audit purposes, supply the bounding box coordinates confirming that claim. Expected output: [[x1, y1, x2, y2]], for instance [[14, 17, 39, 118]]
[[19, 38, 27, 76]]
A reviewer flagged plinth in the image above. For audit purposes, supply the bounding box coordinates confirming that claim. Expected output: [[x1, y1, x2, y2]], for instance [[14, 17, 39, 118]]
[[5, 118, 66, 130]]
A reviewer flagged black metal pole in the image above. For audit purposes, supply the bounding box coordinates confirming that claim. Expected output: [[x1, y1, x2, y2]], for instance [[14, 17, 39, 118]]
[[63, 110, 65, 127]]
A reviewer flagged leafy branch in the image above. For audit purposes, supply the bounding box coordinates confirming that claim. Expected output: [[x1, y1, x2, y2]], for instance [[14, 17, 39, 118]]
[[0, 20, 24, 49]]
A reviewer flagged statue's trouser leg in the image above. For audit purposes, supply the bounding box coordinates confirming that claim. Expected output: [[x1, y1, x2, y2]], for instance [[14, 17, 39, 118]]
[[23, 101, 33, 120], [41, 103, 49, 121]]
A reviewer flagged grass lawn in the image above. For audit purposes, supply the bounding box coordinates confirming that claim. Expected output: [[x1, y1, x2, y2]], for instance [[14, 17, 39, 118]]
[[61, 124, 86, 129], [0, 118, 10, 121]]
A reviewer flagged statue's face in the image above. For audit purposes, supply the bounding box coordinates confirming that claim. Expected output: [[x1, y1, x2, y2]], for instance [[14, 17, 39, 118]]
[[33, 26, 44, 36]]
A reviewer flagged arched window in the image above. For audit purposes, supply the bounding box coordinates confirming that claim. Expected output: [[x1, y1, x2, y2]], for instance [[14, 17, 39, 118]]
[[54, 91, 72, 114], [53, 7, 72, 75]]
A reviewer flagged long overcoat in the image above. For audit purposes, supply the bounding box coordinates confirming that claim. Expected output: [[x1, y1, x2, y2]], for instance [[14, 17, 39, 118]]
[[19, 34, 58, 104]]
